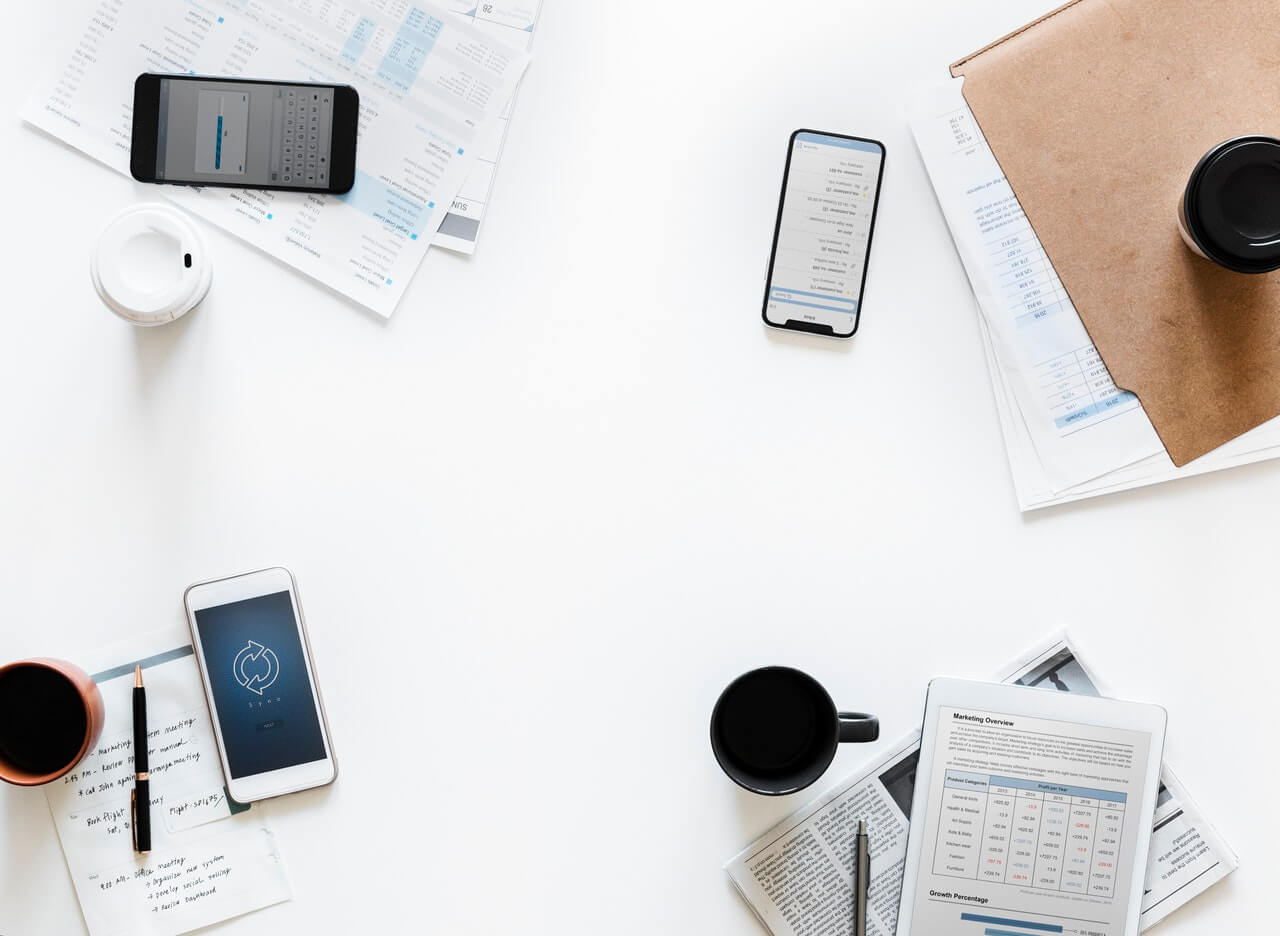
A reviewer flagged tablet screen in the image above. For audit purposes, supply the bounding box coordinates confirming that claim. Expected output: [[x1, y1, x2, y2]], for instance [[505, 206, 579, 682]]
[[906, 705, 1154, 936]]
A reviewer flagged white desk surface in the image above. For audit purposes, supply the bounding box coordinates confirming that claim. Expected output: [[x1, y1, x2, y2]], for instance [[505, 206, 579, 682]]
[[2, 1, 1275, 933]]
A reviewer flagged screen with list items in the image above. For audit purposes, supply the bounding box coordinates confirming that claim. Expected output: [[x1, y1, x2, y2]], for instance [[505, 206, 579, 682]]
[[765, 132, 882, 332]]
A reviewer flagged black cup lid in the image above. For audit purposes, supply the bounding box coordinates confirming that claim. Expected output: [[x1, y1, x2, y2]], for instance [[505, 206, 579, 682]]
[[1185, 136, 1280, 273]]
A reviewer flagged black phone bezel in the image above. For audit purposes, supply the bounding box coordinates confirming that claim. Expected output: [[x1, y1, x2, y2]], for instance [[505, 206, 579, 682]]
[[760, 129, 886, 339], [129, 73, 359, 195], [129, 74, 162, 184], [326, 84, 359, 194]]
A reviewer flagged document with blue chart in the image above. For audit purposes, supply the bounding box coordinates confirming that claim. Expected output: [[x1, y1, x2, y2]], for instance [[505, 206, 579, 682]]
[[724, 634, 1236, 936], [908, 81, 1164, 495], [911, 81, 1280, 509], [433, 1, 543, 255], [22, 0, 531, 317]]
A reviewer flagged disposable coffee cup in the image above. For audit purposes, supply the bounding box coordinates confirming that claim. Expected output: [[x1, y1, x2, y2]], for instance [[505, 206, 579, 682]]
[[710, 666, 879, 795], [1178, 136, 1280, 274], [90, 203, 212, 325], [0, 659, 105, 786]]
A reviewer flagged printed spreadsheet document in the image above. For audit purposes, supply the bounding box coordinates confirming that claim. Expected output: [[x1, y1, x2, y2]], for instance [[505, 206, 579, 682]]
[[22, 0, 530, 318], [909, 81, 1280, 508], [433, 0, 542, 254]]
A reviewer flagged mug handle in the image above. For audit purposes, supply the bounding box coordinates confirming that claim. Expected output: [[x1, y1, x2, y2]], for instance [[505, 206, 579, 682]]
[[837, 711, 880, 743]]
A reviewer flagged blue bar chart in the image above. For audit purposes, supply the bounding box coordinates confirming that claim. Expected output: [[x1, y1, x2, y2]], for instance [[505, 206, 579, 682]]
[[960, 911, 1064, 932]]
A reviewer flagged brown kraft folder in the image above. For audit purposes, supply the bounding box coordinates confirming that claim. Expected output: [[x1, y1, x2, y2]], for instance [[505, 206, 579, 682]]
[[951, 0, 1280, 466]]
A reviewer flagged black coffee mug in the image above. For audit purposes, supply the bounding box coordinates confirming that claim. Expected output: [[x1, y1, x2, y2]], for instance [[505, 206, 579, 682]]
[[711, 666, 878, 795]]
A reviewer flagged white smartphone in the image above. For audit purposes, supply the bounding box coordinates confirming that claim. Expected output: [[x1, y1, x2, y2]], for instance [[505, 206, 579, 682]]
[[184, 567, 337, 802]]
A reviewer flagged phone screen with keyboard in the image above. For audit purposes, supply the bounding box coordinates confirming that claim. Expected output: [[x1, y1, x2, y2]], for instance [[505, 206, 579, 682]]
[[153, 77, 341, 190], [273, 86, 334, 187]]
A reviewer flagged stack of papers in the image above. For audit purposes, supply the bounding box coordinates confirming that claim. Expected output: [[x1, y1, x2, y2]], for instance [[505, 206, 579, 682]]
[[22, 0, 533, 318], [47, 629, 290, 936], [910, 82, 1280, 509], [434, 1, 543, 254]]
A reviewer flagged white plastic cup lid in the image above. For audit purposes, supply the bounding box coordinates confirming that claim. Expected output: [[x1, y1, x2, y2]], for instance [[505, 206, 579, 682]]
[[90, 203, 212, 325]]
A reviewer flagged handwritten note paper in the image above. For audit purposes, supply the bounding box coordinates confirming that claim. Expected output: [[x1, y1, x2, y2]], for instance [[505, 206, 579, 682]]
[[45, 630, 289, 936]]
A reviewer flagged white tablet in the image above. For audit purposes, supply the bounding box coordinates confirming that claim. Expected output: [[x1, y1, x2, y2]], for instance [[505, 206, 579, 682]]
[[896, 678, 1166, 936]]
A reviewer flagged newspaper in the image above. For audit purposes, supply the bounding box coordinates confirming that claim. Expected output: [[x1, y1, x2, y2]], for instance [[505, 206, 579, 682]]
[[724, 636, 1237, 936]]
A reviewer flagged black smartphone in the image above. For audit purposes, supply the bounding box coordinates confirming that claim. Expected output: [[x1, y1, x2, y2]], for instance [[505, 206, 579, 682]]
[[130, 73, 359, 194], [762, 129, 885, 338]]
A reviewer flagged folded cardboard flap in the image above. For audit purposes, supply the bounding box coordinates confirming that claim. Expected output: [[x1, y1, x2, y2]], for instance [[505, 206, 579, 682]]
[[950, 0, 1280, 466]]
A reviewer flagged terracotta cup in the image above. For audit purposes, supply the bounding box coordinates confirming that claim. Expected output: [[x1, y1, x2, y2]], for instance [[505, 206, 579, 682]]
[[0, 658, 105, 786]]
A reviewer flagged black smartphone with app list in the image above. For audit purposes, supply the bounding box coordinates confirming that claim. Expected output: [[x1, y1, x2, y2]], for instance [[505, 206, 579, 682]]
[[130, 73, 359, 194], [762, 129, 885, 339]]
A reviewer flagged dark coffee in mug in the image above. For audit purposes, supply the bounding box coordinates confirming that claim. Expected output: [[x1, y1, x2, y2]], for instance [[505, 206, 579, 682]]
[[715, 668, 829, 778], [711, 666, 879, 795], [0, 664, 90, 776]]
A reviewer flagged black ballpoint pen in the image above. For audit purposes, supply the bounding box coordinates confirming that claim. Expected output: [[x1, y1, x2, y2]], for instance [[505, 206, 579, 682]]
[[132, 665, 151, 854], [854, 819, 869, 936]]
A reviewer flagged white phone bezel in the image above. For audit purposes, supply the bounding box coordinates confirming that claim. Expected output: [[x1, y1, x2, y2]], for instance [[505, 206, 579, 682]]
[[896, 677, 1166, 936], [184, 566, 337, 802]]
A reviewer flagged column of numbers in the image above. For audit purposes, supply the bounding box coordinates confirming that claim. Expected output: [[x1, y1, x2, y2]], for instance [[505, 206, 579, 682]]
[[1063, 797, 1099, 892], [991, 228, 1067, 328], [1090, 801, 1125, 897], [978, 784, 1015, 882], [1007, 789, 1043, 886], [1032, 793, 1070, 888], [1037, 352, 1093, 428]]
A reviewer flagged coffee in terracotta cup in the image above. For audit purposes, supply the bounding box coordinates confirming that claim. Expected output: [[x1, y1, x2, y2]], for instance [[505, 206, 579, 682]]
[[0, 658, 105, 785]]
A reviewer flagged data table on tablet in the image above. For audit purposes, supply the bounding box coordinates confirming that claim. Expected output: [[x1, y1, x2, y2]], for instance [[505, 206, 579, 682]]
[[933, 769, 1128, 896], [901, 686, 1165, 936]]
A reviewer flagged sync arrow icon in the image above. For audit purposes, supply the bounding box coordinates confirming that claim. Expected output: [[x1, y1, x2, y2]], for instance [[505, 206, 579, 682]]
[[232, 640, 280, 696]]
